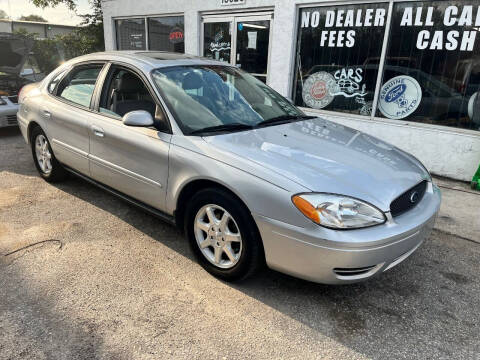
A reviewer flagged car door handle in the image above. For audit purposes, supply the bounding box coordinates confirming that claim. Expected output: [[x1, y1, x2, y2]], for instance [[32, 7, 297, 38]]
[[43, 110, 51, 118], [91, 125, 105, 138]]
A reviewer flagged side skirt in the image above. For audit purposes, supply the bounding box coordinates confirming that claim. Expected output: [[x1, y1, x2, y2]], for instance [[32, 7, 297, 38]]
[[64, 166, 177, 226]]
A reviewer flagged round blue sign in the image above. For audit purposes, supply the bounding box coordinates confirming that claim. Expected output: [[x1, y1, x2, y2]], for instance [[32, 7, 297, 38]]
[[379, 76, 422, 120]]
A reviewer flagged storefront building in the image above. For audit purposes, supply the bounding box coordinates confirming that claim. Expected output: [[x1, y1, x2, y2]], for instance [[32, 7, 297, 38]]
[[101, 0, 480, 181]]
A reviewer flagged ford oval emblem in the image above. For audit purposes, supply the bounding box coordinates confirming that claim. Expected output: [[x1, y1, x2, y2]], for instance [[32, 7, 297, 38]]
[[410, 191, 419, 204], [385, 84, 406, 103]]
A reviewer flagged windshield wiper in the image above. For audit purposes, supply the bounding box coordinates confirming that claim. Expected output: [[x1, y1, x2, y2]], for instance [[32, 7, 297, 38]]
[[188, 123, 254, 136], [255, 115, 316, 128]]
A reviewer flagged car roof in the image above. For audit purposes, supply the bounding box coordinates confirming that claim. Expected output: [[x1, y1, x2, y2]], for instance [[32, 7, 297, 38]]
[[66, 51, 224, 72]]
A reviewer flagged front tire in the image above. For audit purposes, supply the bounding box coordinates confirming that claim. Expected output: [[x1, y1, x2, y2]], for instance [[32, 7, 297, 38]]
[[185, 188, 264, 281], [31, 126, 68, 182]]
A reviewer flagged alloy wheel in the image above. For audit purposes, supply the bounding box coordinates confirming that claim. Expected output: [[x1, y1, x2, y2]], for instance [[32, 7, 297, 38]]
[[194, 204, 243, 269], [35, 134, 52, 174]]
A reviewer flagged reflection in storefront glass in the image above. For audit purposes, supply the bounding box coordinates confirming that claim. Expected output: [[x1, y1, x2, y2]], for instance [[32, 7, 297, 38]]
[[115, 18, 146, 50], [148, 16, 185, 53], [293, 3, 389, 116], [377, 1, 480, 131]]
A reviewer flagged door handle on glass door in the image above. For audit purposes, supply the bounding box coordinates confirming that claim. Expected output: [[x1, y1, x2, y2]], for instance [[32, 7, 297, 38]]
[[91, 125, 105, 138]]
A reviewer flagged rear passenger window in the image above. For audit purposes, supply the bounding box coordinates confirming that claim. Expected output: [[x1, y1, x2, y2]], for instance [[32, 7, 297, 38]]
[[57, 65, 103, 107]]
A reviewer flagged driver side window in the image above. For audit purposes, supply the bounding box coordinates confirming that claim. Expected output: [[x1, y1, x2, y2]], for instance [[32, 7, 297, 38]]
[[98, 65, 169, 132], [99, 66, 169, 132]]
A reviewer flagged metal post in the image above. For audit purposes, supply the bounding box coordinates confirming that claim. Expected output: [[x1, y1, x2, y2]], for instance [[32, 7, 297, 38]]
[[370, 1, 393, 119]]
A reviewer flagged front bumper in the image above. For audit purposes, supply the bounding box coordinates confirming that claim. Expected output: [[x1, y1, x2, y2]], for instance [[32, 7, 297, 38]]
[[254, 183, 441, 284]]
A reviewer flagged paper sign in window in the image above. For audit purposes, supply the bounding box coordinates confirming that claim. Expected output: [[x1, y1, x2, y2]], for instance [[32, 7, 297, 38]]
[[248, 31, 257, 49]]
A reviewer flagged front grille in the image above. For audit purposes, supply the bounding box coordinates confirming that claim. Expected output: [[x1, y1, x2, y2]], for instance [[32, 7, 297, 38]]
[[333, 265, 377, 277], [7, 95, 18, 104], [6, 114, 17, 125], [390, 180, 427, 217]]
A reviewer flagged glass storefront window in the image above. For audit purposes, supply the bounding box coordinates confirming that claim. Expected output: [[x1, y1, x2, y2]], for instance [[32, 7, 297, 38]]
[[293, 3, 389, 116], [148, 16, 185, 53], [115, 18, 146, 50], [376, 1, 480, 131], [293, 1, 480, 132]]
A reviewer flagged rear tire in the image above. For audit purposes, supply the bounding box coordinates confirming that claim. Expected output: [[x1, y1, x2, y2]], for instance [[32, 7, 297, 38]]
[[31, 126, 68, 182], [185, 188, 264, 281]]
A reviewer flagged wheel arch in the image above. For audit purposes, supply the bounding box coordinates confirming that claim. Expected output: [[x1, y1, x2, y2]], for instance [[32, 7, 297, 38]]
[[27, 120, 42, 144], [174, 178, 255, 233]]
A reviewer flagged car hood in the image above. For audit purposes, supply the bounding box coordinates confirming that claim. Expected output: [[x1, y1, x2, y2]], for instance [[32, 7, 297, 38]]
[[203, 118, 429, 211], [0, 33, 33, 75]]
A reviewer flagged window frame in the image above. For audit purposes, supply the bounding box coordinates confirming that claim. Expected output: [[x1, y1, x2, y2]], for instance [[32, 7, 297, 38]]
[[200, 12, 274, 84], [91, 61, 173, 134], [291, 0, 480, 136], [49, 61, 108, 112], [113, 13, 185, 52]]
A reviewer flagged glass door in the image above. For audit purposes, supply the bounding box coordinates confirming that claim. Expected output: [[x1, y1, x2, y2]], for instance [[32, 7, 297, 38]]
[[234, 16, 272, 83], [203, 18, 233, 64], [202, 13, 272, 83]]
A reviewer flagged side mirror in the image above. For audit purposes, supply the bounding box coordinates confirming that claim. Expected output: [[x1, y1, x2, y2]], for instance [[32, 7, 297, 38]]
[[122, 110, 154, 127]]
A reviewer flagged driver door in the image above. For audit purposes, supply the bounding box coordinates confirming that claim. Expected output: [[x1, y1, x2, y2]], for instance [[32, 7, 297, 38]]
[[88, 63, 171, 211]]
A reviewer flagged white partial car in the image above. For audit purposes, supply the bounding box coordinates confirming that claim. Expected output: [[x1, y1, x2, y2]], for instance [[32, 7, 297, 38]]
[[0, 95, 21, 127], [0, 32, 35, 128]]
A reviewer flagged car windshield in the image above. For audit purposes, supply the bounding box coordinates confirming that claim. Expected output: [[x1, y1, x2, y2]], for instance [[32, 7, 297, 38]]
[[151, 65, 306, 135]]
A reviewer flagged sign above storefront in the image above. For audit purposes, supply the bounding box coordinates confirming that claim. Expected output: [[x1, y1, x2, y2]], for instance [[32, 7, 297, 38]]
[[220, 0, 246, 6]]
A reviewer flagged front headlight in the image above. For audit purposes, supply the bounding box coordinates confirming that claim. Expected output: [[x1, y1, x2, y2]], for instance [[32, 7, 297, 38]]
[[292, 193, 386, 229]]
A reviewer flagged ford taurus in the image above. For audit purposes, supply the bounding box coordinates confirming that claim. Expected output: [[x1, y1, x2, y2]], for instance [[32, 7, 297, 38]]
[[17, 51, 441, 284]]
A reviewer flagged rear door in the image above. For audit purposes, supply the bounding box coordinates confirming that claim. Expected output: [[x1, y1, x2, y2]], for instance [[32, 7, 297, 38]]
[[87, 63, 171, 211], [46, 62, 106, 175]]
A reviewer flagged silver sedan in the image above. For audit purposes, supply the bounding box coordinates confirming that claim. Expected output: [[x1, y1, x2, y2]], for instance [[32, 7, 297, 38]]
[[17, 51, 441, 284]]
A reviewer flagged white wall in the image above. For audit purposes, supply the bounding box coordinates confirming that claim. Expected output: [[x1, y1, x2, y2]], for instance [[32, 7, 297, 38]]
[[0, 20, 12, 33], [101, 0, 480, 181]]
